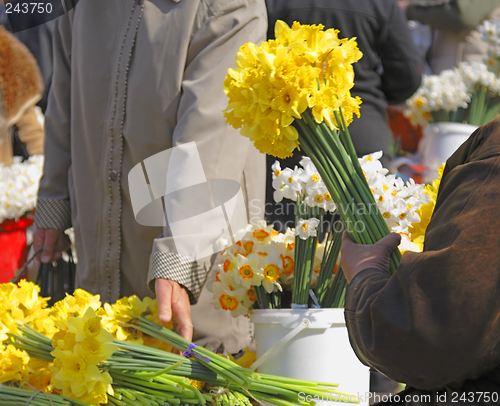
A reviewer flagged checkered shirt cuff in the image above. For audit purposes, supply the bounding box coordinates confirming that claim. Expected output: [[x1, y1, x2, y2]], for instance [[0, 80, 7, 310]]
[[35, 199, 72, 230], [148, 252, 207, 304]]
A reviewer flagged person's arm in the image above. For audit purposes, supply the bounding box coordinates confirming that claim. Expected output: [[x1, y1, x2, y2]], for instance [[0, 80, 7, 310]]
[[341, 123, 500, 390], [379, 1, 422, 104], [16, 106, 44, 156], [33, 12, 73, 263], [147, 0, 267, 332]]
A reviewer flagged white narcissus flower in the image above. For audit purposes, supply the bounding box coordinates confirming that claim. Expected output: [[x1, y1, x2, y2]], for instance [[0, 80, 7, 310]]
[[398, 233, 421, 254], [295, 218, 320, 240], [234, 253, 264, 289], [211, 282, 250, 317], [299, 160, 322, 191], [0, 155, 44, 223], [391, 200, 420, 234], [357, 151, 430, 235], [258, 253, 283, 293], [272, 165, 303, 202]]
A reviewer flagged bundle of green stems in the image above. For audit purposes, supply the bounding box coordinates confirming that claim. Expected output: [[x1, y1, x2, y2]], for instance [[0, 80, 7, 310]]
[[10, 321, 357, 406], [0, 386, 90, 406], [293, 108, 401, 274]]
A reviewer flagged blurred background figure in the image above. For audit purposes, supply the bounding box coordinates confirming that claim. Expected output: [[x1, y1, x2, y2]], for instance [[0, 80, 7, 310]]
[[0, 26, 44, 166], [0, 0, 55, 113], [406, 0, 500, 73], [265, 0, 422, 232]]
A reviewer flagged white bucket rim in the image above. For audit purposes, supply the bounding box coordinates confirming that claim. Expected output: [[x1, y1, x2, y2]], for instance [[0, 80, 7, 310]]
[[250, 308, 345, 329]]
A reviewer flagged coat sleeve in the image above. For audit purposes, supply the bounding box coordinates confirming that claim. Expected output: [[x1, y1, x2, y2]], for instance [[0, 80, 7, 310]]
[[379, 1, 422, 104], [16, 106, 44, 156], [147, 0, 267, 303], [345, 147, 500, 390], [34, 12, 73, 231]]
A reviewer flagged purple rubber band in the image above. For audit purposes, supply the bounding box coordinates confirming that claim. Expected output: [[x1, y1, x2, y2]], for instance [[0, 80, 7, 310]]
[[182, 343, 211, 362]]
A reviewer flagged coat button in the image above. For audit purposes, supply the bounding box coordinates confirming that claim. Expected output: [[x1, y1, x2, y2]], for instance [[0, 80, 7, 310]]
[[110, 170, 118, 182]]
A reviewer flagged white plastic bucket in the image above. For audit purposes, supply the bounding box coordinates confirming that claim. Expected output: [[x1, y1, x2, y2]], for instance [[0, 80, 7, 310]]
[[250, 308, 370, 405], [418, 122, 477, 183]]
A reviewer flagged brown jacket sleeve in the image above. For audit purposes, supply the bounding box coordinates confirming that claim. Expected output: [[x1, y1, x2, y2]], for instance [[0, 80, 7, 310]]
[[16, 106, 44, 156], [345, 119, 500, 391]]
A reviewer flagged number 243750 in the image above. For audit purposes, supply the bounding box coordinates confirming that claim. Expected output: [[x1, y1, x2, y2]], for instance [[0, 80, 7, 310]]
[[6, 3, 53, 14]]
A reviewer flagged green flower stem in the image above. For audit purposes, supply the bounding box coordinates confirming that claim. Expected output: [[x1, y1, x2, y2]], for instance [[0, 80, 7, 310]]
[[319, 109, 401, 273], [132, 318, 251, 388], [0, 386, 90, 406], [323, 267, 347, 308], [116, 388, 137, 401], [8, 341, 54, 363], [163, 375, 210, 405], [112, 377, 180, 402], [254, 285, 271, 309], [111, 372, 185, 393], [334, 109, 365, 183], [312, 115, 384, 242], [250, 392, 302, 406], [292, 204, 318, 305], [315, 231, 341, 306], [297, 120, 373, 244], [295, 122, 357, 230]]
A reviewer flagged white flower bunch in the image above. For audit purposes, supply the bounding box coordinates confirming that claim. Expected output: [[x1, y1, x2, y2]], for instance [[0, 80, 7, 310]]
[[271, 157, 336, 212], [359, 151, 431, 234], [405, 68, 470, 126], [459, 61, 500, 94], [477, 19, 500, 75], [0, 156, 44, 223], [211, 220, 326, 317], [405, 61, 500, 127]]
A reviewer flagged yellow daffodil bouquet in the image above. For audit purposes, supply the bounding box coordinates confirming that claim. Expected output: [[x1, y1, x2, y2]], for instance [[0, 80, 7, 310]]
[[224, 21, 401, 307]]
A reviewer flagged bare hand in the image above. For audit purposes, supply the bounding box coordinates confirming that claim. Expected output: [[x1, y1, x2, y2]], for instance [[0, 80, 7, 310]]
[[340, 231, 401, 284], [33, 228, 71, 263], [156, 279, 193, 344]]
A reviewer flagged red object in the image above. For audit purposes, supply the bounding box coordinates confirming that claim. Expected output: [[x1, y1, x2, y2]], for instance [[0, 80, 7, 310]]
[[0, 217, 33, 283], [387, 107, 423, 153]]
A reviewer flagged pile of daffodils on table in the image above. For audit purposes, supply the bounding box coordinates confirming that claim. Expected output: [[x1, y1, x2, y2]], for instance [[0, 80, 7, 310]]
[[0, 156, 44, 223], [0, 282, 360, 406], [212, 152, 442, 317]]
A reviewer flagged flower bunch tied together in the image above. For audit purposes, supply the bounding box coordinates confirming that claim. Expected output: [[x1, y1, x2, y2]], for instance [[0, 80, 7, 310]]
[[224, 20, 402, 275], [2, 283, 357, 405]]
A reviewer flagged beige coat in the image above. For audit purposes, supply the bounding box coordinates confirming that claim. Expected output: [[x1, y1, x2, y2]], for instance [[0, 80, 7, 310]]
[[0, 27, 44, 165], [35, 0, 267, 313]]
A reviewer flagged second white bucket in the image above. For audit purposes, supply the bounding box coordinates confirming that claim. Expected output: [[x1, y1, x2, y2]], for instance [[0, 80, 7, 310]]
[[250, 308, 369, 405]]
